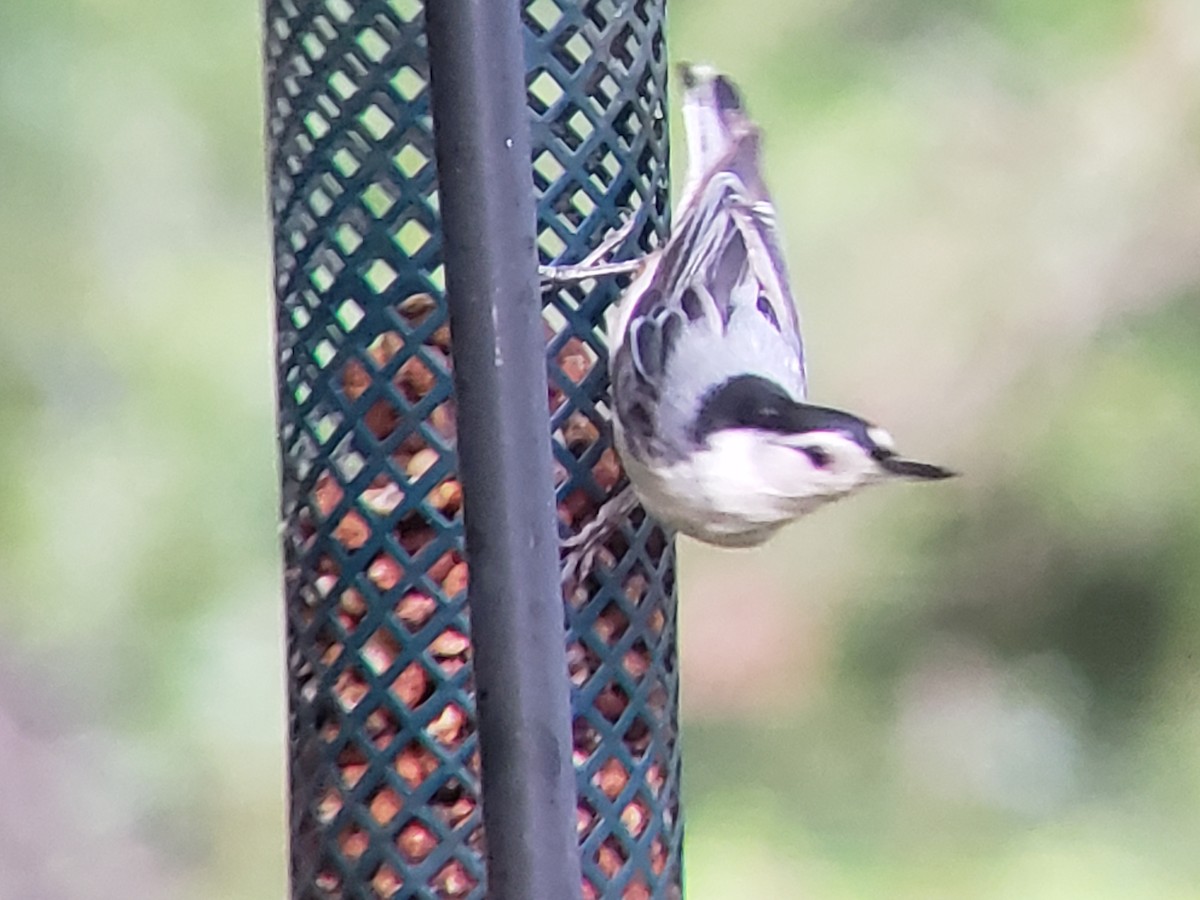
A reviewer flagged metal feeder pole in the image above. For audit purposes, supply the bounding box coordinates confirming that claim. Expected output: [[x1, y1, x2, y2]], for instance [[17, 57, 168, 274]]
[[426, 4, 584, 900]]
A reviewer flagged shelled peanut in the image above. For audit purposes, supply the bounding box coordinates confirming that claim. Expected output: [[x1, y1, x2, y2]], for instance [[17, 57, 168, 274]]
[[304, 290, 479, 896], [301, 285, 676, 896], [550, 310, 678, 894]]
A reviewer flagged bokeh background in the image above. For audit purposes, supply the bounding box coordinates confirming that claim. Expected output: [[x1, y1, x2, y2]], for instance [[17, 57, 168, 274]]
[[3, 0, 1199, 897]]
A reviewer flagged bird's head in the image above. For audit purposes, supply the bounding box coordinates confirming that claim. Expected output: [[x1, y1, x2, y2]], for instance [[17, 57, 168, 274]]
[[695, 375, 954, 508]]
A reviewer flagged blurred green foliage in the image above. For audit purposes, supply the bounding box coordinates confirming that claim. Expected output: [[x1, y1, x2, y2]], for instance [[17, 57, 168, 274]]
[[1, 0, 1198, 897]]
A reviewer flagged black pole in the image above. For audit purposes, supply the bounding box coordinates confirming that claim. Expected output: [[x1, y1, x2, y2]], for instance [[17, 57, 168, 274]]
[[425, 4, 584, 900]]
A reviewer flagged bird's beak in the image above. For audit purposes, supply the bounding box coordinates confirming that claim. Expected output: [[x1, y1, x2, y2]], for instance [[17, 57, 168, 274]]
[[878, 456, 956, 480]]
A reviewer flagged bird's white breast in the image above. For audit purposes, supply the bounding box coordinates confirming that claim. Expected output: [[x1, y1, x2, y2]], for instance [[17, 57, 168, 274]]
[[616, 426, 843, 546]]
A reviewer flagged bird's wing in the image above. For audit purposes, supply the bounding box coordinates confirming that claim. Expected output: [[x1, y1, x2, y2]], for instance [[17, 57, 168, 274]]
[[610, 67, 806, 461], [616, 131, 806, 389]]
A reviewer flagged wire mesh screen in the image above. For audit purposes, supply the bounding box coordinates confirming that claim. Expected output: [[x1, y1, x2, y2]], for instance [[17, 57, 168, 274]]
[[264, 0, 678, 897]]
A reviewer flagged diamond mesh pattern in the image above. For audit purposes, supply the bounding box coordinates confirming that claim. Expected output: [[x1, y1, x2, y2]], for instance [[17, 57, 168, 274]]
[[265, 0, 677, 897]]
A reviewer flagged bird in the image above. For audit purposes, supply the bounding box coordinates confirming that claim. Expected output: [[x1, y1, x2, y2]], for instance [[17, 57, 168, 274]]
[[544, 63, 953, 571]]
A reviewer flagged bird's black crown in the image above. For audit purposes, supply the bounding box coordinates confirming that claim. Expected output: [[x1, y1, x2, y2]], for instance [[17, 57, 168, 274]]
[[693, 374, 875, 447]]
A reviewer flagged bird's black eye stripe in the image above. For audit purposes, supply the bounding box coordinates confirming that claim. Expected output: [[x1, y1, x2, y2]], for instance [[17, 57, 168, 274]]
[[799, 446, 832, 469]]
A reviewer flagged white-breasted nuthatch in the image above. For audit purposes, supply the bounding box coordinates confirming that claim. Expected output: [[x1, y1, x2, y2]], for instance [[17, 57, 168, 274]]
[[545, 64, 952, 563]]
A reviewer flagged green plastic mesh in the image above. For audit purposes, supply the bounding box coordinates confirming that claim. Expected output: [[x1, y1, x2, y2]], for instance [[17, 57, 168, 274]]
[[264, 1, 679, 896]]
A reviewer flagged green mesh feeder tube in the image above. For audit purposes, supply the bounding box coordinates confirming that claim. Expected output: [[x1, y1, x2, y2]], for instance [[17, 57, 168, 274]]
[[264, 0, 679, 896]]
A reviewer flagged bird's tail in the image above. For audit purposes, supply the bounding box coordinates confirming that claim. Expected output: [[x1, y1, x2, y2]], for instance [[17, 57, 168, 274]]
[[677, 63, 762, 203]]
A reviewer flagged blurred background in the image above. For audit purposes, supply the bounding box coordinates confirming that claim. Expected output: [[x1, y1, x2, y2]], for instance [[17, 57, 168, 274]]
[[2, 0, 1199, 897]]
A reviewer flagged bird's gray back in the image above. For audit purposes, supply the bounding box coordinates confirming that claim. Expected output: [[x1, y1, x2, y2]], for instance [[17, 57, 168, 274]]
[[612, 136, 806, 465]]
